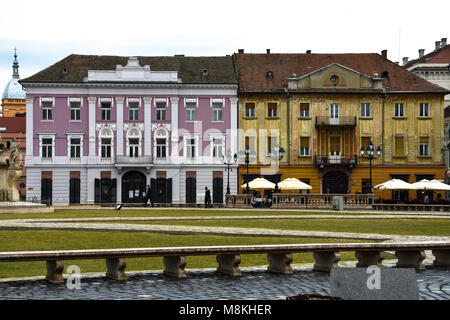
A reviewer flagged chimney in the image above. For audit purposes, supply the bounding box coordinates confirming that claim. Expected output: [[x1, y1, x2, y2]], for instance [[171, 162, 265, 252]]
[[306, 50, 311, 54], [402, 57, 409, 65], [435, 41, 441, 50], [418, 49, 425, 58], [238, 49, 244, 54], [381, 50, 387, 59], [442, 38, 447, 47], [266, 49, 270, 54]]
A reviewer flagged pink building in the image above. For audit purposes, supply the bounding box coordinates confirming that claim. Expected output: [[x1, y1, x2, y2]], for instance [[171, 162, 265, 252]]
[[20, 55, 238, 205]]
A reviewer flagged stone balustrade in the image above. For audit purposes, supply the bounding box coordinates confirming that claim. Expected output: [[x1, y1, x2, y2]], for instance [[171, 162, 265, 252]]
[[0, 242, 449, 284], [225, 193, 375, 209]]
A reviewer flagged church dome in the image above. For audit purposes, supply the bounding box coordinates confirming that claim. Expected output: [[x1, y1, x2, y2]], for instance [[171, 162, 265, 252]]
[[2, 49, 26, 100]]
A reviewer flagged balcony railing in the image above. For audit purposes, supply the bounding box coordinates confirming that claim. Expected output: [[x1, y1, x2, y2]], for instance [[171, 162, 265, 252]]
[[115, 155, 153, 165], [314, 155, 357, 167], [315, 116, 357, 127]]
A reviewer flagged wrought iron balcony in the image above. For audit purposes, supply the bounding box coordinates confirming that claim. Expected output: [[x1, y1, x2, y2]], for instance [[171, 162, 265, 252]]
[[315, 116, 357, 127], [314, 155, 357, 167]]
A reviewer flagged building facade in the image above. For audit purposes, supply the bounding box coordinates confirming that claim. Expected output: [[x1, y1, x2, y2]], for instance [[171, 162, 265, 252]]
[[21, 55, 238, 205], [1, 49, 26, 117], [0, 117, 26, 199], [234, 49, 448, 200]]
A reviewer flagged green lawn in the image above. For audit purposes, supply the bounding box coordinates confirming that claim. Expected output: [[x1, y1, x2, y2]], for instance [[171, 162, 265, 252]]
[[0, 208, 379, 220], [0, 230, 372, 278], [100, 218, 450, 236]]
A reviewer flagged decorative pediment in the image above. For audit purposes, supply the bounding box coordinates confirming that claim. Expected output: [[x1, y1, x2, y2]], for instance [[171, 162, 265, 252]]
[[95, 123, 116, 132], [151, 123, 171, 132], [287, 63, 382, 90], [124, 123, 144, 132]]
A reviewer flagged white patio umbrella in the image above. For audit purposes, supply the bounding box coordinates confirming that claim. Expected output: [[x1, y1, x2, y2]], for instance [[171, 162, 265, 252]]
[[241, 177, 276, 190], [411, 179, 450, 191], [373, 179, 417, 190], [278, 178, 312, 191]]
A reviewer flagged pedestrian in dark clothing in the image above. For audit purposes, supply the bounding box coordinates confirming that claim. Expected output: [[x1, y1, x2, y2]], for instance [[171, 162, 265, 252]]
[[204, 186, 212, 208], [145, 184, 153, 207]]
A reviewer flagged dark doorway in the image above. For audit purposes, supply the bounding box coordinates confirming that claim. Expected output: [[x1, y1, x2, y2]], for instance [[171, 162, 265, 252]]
[[41, 178, 52, 205], [95, 178, 117, 203], [213, 177, 223, 204], [322, 171, 349, 194], [69, 178, 80, 204], [122, 171, 146, 203], [186, 178, 196, 203], [151, 178, 172, 203]]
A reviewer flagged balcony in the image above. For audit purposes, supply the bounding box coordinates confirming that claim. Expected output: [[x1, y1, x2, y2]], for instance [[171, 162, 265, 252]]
[[315, 116, 357, 128], [115, 155, 153, 165], [314, 155, 357, 167], [115, 155, 153, 173]]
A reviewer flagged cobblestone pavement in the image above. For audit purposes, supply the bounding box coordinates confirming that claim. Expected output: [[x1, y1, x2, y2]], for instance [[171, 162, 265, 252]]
[[0, 265, 448, 300]]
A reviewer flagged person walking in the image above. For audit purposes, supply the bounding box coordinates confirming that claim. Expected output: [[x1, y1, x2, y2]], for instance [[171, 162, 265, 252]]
[[204, 186, 212, 208], [145, 184, 153, 207]]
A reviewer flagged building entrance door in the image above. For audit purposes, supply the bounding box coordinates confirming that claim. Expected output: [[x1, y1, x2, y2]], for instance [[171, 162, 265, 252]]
[[329, 136, 341, 163], [323, 171, 348, 194], [122, 171, 146, 203]]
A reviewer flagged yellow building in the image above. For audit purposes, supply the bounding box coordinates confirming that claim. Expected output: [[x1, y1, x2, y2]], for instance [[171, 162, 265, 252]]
[[1, 49, 26, 117], [234, 50, 449, 201]]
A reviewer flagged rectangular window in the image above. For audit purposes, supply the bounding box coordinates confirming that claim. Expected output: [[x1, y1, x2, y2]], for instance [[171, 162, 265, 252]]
[[70, 138, 81, 158], [300, 137, 310, 156], [394, 136, 405, 157], [101, 138, 111, 158], [101, 102, 111, 121], [360, 103, 371, 118], [129, 138, 139, 157], [42, 101, 53, 120], [42, 138, 52, 158], [245, 103, 255, 118], [394, 103, 405, 117], [267, 136, 273, 156], [129, 102, 139, 121], [300, 103, 310, 118], [419, 103, 429, 117], [419, 137, 430, 156], [300, 178, 310, 194], [186, 102, 196, 121], [268, 103, 277, 118], [156, 138, 166, 159], [212, 103, 223, 121], [156, 101, 166, 121], [186, 138, 196, 159], [361, 136, 371, 152], [70, 102, 81, 121], [245, 136, 257, 153], [212, 138, 224, 158]]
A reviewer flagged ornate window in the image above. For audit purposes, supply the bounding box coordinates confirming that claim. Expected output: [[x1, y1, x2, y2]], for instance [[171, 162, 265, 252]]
[[98, 128, 114, 159], [129, 102, 139, 121], [126, 127, 142, 157], [154, 128, 168, 160]]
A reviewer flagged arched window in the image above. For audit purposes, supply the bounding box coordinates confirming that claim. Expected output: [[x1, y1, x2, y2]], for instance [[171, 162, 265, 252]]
[[126, 127, 142, 157], [99, 128, 114, 159], [154, 128, 168, 161]]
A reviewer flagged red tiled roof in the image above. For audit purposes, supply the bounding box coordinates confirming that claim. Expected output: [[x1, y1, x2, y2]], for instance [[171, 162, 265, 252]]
[[0, 117, 26, 133], [404, 45, 450, 68], [234, 52, 448, 93]]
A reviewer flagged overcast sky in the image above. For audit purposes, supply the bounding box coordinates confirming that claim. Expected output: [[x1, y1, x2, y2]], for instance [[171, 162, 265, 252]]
[[1, 0, 449, 107]]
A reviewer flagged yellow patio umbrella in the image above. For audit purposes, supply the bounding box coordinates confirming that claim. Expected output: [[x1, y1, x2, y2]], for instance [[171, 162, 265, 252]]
[[241, 177, 276, 190], [278, 178, 312, 191]]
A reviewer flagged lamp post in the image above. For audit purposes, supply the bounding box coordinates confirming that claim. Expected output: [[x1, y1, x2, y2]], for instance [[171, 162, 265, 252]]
[[239, 145, 256, 193], [270, 144, 285, 192], [360, 140, 382, 193], [223, 149, 237, 195]]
